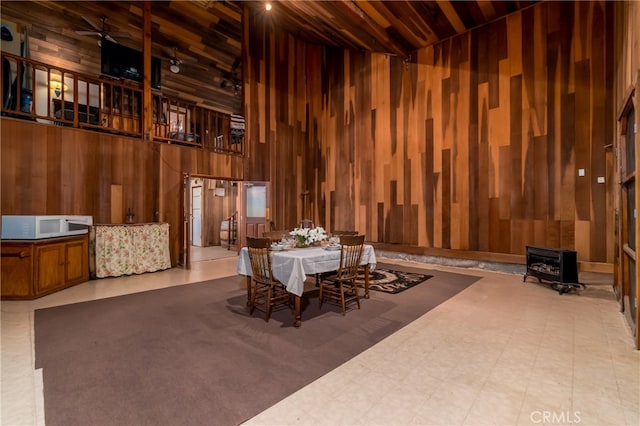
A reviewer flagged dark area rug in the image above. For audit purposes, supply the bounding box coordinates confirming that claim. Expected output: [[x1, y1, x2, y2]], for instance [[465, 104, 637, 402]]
[[34, 263, 480, 426], [356, 268, 433, 294]]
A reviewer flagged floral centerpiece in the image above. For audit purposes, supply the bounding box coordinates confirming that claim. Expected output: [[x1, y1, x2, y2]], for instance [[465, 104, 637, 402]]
[[290, 226, 328, 247]]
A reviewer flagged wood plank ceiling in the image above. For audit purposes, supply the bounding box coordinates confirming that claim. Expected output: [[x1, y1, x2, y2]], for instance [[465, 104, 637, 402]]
[[245, 0, 538, 59], [0, 0, 537, 114]]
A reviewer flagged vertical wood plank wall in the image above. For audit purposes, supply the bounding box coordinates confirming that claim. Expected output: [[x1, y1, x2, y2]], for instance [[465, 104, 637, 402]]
[[0, 121, 244, 265], [244, 1, 614, 263]]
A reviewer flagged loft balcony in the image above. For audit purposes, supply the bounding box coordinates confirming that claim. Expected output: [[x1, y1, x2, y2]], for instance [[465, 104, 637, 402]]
[[0, 52, 243, 155]]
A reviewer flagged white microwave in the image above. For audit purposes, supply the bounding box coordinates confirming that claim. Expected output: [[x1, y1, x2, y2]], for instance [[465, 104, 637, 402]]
[[1, 215, 93, 240]]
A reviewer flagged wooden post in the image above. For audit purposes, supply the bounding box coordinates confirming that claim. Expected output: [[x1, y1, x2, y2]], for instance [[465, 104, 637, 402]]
[[142, 0, 152, 141]]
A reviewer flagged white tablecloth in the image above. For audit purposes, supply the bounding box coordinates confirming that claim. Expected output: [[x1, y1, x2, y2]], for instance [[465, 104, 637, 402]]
[[237, 245, 377, 296]]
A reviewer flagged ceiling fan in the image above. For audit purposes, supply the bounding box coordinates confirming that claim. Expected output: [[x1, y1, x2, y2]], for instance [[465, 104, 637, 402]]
[[162, 46, 198, 74], [220, 57, 241, 96], [75, 15, 130, 45]]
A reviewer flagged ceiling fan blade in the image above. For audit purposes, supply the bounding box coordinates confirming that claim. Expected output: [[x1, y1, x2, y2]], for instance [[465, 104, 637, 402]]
[[104, 34, 117, 43], [163, 46, 181, 59], [81, 15, 102, 31]]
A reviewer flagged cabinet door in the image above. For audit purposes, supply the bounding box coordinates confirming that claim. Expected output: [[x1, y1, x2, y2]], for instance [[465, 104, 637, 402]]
[[65, 238, 89, 284], [35, 243, 65, 293]]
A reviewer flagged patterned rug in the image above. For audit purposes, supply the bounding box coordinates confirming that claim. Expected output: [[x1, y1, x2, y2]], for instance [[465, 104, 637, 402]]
[[356, 268, 433, 294]]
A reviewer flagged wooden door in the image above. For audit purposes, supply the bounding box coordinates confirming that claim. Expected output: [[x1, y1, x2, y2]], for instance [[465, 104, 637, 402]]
[[238, 181, 270, 248]]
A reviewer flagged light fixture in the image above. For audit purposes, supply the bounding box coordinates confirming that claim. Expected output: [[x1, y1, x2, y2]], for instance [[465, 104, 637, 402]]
[[49, 80, 68, 98], [214, 180, 226, 196], [170, 59, 180, 74], [265, 2, 272, 11]]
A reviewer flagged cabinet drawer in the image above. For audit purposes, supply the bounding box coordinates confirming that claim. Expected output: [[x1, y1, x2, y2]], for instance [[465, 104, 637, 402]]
[[1, 245, 34, 298]]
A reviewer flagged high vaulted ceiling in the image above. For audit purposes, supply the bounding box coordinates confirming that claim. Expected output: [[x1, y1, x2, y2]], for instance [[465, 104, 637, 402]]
[[1, 1, 537, 114], [248, 0, 538, 59]]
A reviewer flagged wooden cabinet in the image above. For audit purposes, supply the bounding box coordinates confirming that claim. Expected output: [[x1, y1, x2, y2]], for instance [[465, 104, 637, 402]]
[[1, 235, 89, 299]]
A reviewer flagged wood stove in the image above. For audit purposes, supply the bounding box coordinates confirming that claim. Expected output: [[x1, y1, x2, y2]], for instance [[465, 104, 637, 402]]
[[523, 246, 584, 294]]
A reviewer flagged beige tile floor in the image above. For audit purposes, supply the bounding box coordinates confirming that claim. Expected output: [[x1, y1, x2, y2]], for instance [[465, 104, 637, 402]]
[[1, 251, 638, 426]]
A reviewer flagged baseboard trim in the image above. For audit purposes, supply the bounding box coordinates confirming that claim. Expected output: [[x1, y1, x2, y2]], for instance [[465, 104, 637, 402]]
[[370, 243, 613, 274]]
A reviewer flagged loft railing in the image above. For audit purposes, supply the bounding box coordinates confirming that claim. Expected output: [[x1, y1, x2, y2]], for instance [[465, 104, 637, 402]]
[[0, 52, 243, 154]]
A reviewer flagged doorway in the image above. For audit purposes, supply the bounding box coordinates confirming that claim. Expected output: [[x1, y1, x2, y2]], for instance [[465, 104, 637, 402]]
[[184, 175, 239, 265]]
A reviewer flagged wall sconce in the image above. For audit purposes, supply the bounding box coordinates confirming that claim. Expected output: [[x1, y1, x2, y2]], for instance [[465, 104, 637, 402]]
[[214, 180, 226, 196], [49, 80, 67, 98]]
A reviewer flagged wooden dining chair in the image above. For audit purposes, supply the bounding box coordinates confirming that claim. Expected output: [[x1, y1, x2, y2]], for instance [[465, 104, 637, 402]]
[[246, 236, 291, 322], [315, 231, 359, 286], [331, 230, 358, 236], [318, 234, 365, 315], [263, 230, 289, 243], [299, 219, 314, 229]]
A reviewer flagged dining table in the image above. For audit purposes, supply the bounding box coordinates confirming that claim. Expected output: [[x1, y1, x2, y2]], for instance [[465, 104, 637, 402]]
[[236, 244, 377, 327]]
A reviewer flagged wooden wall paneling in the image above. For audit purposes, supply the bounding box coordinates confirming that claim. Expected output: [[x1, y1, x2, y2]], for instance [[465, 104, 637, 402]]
[[429, 49, 444, 249], [589, 1, 609, 263], [403, 158, 414, 244], [248, 0, 613, 263], [0, 123, 16, 213], [532, 4, 547, 138], [545, 220, 561, 248], [546, 30, 560, 223], [488, 198, 500, 252], [509, 74, 523, 222], [574, 58, 592, 222], [498, 145, 511, 248], [575, 220, 591, 261], [560, 220, 576, 249], [389, 181, 403, 244], [507, 13, 523, 77], [560, 92, 577, 221], [533, 135, 549, 220], [424, 118, 435, 247], [356, 54, 373, 238], [46, 126, 63, 214], [533, 219, 547, 247], [24, 125, 44, 213], [477, 88, 490, 252], [441, 148, 451, 249], [110, 184, 123, 223]]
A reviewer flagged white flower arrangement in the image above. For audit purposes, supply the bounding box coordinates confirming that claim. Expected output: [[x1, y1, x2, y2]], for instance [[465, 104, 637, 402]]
[[290, 226, 328, 247]]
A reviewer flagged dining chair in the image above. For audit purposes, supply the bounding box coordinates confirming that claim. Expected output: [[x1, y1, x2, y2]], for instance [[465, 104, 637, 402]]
[[299, 219, 314, 229], [245, 236, 291, 322], [318, 234, 365, 315], [331, 230, 358, 236], [315, 230, 359, 286], [263, 230, 289, 243]]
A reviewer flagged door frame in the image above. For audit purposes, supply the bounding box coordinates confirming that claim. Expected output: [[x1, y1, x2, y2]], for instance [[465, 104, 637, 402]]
[[181, 173, 240, 269], [237, 181, 271, 250], [615, 76, 639, 349], [191, 185, 203, 247]]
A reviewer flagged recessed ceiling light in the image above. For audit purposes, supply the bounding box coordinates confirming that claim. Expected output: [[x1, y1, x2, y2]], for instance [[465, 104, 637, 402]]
[[265, 3, 272, 12]]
